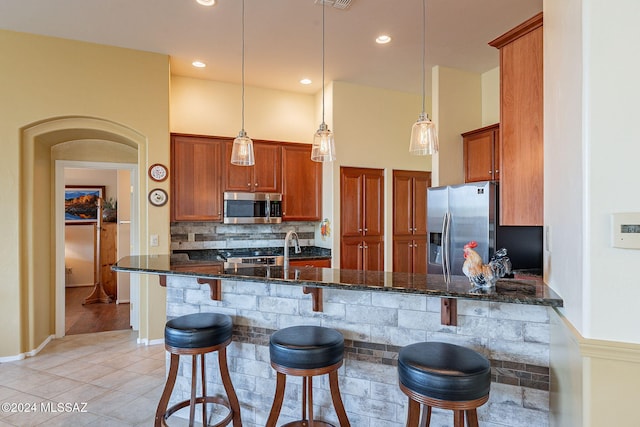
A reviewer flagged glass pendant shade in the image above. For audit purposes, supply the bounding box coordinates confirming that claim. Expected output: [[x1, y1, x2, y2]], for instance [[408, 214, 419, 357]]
[[231, 130, 255, 166], [311, 123, 336, 162], [409, 113, 438, 155]]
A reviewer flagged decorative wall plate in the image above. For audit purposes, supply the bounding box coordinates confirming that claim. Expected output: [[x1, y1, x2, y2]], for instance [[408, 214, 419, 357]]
[[148, 163, 168, 182], [148, 188, 168, 207]]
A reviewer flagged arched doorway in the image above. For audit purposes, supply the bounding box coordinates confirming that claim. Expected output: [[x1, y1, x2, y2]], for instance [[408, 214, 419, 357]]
[[21, 116, 145, 344]]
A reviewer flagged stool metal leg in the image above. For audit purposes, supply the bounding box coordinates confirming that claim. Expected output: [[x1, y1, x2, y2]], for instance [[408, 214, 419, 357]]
[[155, 353, 180, 427], [266, 371, 287, 427], [201, 354, 207, 427]]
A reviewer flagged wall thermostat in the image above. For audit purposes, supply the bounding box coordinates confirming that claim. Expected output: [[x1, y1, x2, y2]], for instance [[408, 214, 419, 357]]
[[612, 213, 640, 249]]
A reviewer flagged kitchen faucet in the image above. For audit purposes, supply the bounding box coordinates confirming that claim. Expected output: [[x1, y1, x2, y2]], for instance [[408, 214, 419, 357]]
[[283, 230, 301, 269]]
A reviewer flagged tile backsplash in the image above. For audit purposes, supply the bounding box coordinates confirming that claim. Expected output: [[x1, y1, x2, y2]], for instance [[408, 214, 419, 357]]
[[170, 221, 318, 252]]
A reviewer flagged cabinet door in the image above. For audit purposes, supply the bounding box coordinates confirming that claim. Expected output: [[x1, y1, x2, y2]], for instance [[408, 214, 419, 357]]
[[340, 238, 363, 270], [340, 168, 364, 237], [491, 14, 543, 226], [282, 144, 322, 221], [363, 170, 384, 237], [464, 130, 495, 183], [393, 172, 414, 237], [393, 238, 414, 273], [363, 238, 384, 271], [172, 135, 223, 221], [412, 173, 430, 236], [253, 142, 282, 192], [224, 140, 254, 192], [413, 237, 428, 274]]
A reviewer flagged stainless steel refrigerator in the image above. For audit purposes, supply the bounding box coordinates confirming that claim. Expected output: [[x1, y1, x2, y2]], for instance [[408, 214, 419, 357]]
[[427, 181, 542, 280]]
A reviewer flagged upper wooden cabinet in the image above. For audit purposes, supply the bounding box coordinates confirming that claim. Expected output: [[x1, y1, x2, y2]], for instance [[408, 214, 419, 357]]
[[462, 124, 500, 183], [490, 13, 543, 226], [171, 135, 223, 222], [281, 143, 322, 221], [224, 140, 281, 193]]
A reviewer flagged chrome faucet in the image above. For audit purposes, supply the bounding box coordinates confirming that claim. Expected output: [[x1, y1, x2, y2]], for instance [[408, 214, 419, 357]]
[[283, 230, 301, 269]]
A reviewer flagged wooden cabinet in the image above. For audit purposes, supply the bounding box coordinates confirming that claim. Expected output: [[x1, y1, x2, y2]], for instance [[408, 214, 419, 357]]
[[489, 13, 543, 226], [224, 140, 281, 193], [100, 222, 117, 298], [393, 238, 427, 274], [462, 124, 500, 183], [171, 135, 223, 222], [281, 143, 322, 221], [392, 170, 430, 273], [340, 167, 384, 271], [289, 258, 331, 268]]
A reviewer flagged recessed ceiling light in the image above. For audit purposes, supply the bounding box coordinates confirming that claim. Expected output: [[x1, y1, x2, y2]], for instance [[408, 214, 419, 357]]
[[376, 35, 392, 44], [196, 0, 216, 6], [300, 78, 312, 85], [192, 61, 206, 68]]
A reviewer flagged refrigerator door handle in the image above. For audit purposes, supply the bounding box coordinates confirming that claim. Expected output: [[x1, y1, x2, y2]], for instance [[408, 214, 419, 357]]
[[439, 212, 447, 280], [443, 211, 452, 283]]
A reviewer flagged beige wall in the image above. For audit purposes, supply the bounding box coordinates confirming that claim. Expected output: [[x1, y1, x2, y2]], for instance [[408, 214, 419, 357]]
[[0, 30, 170, 358], [170, 76, 316, 143], [431, 66, 483, 187], [544, 0, 640, 424], [481, 67, 500, 126]]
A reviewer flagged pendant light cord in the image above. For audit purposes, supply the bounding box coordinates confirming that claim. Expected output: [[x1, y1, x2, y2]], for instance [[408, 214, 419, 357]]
[[241, 0, 246, 133], [421, 0, 426, 115], [321, 2, 326, 126]]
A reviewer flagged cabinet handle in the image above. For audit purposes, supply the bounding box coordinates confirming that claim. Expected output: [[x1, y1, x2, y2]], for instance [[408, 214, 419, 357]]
[[364, 228, 368, 232], [495, 169, 499, 173], [255, 182, 258, 186], [358, 228, 362, 232], [358, 244, 363, 249], [247, 183, 251, 187], [489, 170, 493, 175]]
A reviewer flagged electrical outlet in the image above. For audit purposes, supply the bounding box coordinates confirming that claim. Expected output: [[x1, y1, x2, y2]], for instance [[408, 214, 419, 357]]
[[150, 234, 159, 247]]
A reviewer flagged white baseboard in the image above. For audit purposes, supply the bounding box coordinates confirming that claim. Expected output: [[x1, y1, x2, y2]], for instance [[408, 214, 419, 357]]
[[0, 334, 55, 362], [65, 283, 93, 288], [116, 299, 130, 304]]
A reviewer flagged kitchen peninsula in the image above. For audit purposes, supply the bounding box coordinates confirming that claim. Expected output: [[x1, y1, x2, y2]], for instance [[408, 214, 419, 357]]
[[113, 256, 561, 426]]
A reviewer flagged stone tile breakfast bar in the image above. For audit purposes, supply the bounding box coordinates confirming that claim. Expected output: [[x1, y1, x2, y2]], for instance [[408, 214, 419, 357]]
[[113, 255, 562, 427]]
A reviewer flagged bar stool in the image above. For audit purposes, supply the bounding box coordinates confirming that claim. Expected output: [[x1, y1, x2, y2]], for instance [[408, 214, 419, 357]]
[[398, 342, 491, 427], [266, 325, 351, 427], [155, 313, 242, 427]]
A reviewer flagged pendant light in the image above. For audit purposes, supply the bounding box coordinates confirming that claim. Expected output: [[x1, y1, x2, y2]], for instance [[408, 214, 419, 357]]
[[311, 1, 336, 162], [409, 0, 438, 156], [231, 0, 255, 166]]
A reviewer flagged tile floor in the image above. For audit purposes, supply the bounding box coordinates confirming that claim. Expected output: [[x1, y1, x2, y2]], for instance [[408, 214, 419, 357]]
[[0, 330, 179, 426]]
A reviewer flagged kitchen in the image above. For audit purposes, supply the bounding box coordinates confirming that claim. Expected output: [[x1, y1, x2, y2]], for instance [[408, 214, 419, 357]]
[[1, 1, 640, 426]]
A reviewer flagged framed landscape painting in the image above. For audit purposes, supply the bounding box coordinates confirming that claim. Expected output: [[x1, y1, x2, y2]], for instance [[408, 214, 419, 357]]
[[65, 185, 105, 225]]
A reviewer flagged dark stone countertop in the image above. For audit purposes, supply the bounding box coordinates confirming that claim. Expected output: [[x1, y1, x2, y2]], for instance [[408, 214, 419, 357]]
[[172, 246, 331, 261], [113, 255, 562, 307]]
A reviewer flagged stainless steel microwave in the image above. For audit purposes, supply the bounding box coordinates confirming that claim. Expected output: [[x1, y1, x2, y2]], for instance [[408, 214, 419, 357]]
[[223, 192, 282, 224]]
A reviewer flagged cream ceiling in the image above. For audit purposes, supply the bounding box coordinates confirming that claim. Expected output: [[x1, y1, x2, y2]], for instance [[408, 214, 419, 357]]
[[0, 0, 542, 95]]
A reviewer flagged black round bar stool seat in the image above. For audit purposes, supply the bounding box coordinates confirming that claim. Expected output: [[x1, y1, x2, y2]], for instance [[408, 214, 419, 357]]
[[165, 312, 232, 350], [155, 313, 241, 427], [398, 342, 491, 427], [266, 325, 351, 427]]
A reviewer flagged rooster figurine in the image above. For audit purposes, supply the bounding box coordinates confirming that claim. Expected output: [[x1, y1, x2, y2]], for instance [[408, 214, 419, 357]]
[[462, 241, 512, 289]]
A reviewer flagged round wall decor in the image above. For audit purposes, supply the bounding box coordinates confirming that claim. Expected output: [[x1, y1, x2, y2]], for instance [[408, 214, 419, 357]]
[[148, 163, 168, 182], [148, 188, 168, 207]]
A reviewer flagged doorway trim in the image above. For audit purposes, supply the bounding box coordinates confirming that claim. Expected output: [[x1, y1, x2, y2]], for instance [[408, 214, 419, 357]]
[[55, 161, 140, 337]]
